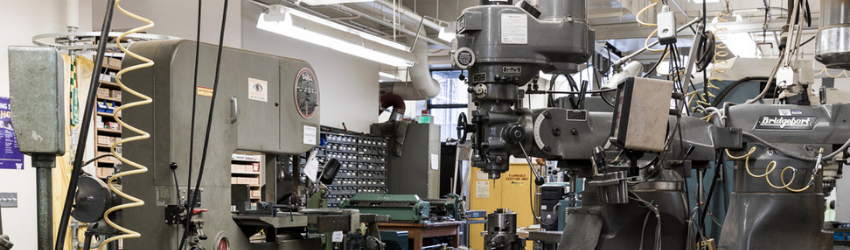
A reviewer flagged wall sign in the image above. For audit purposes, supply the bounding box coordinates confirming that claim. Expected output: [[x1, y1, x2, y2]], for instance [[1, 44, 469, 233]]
[[0, 97, 24, 170]]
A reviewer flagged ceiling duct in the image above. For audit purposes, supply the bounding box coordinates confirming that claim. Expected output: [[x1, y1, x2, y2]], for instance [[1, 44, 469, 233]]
[[380, 35, 440, 100]]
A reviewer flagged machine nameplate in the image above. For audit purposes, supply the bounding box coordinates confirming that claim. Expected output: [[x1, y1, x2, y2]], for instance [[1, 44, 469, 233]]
[[501, 13, 528, 44], [754, 115, 817, 130], [566, 110, 587, 121], [473, 73, 486, 83], [503, 66, 521, 74]]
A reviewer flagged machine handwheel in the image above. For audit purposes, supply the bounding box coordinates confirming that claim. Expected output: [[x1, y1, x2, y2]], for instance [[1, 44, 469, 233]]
[[457, 112, 469, 144]]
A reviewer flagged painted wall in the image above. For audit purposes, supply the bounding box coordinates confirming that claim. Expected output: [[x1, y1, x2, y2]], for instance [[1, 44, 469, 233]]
[[0, 1, 93, 249], [242, 2, 380, 132]]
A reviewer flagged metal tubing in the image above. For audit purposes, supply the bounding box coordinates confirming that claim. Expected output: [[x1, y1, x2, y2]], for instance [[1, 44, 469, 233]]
[[36, 165, 54, 250], [333, 4, 450, 48], [613, 17, 702, 69]]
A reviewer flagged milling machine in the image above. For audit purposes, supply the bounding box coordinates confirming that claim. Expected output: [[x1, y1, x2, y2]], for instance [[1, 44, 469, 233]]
[[451, 0, 720, 249]]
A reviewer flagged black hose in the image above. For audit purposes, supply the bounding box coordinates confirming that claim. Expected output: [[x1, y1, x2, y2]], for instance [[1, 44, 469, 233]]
[[710, 77, 771, 107], [82, 233, 93, 250], [643, 45, 670, 78], [699, 151, 722, 230], [179, 0, 202, 248], [178, 1, 229, 249], [55, 1, 116, 249]]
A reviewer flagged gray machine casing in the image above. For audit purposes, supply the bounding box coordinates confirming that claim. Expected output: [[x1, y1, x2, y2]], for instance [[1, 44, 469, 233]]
[[120, 40, 320, 250], [7, 46, 66, 155], [719, 104, 850, 250], [387, 123, 441, 199]]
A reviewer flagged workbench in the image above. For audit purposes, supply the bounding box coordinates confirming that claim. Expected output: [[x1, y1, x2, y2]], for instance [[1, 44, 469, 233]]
[[378, 221, 465, 250]]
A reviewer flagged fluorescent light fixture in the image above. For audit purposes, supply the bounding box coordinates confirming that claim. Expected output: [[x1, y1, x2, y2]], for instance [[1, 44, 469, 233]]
[[300, 0, 373, 6], [379, 72, 400, 82], [438, 27, 456, 42], [258, 5, 416, 68], [722, 32, 757, 58]]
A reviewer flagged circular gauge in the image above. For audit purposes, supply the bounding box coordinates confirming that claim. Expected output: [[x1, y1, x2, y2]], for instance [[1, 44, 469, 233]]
[[216, 236, 230, 250], [294, 68, 319, 119]]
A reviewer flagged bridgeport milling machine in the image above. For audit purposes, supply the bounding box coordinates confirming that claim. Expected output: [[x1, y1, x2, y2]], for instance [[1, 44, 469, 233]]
[[44, 40, 387, 250], [450, 0, 722, 249], [716, 0, 850, 248]]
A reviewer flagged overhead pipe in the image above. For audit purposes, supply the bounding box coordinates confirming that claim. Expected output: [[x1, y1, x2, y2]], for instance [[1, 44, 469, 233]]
[[380, 35, 441, 100], [351, 0, 444, 32], [331, 4, 450, 48]]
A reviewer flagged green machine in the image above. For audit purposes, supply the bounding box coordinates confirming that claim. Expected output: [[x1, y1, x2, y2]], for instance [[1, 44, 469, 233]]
[[340, 194, 431, 223]]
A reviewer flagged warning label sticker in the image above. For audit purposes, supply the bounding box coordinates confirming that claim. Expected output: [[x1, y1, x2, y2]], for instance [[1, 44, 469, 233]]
[[501, 13, 528, 44], [196, 86, 213, 97], [248, 78, 268, 102]]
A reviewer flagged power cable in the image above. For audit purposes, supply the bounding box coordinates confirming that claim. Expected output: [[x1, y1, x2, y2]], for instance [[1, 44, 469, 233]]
[[177, 0, 230, 249], [55, 1, 117, 249]]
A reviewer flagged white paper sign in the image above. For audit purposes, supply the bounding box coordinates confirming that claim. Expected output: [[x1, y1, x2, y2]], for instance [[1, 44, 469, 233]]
[[304, 150, 319, 183], [501, 13, 528, 44], [248, 77, 268, 102], [431, 154, 440, 170], [477, 170, 488, 180], [303, 125, 317, 145], [476, 181, 490, 198], [332, 231, 344, 242]]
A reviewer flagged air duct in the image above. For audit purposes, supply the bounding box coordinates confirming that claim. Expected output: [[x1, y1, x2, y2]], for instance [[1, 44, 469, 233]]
[[380, 36, 440, 100], [346, 1, 444, 33]]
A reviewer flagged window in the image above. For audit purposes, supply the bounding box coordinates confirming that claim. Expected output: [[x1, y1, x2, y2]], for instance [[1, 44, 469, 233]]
[[428, 70, 468, 142]]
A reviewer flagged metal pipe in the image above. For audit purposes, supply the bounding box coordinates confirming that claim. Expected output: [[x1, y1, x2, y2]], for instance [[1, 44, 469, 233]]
[[365, 0, 444, 31], [668, 0, 690, 19], [333, 4, 450, 48], [613, 17, 702, 69], [35, 157, 55, 250]]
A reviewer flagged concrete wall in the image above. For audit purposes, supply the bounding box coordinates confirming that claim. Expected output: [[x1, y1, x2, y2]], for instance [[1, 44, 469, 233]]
[[0, 1, 92, 249]]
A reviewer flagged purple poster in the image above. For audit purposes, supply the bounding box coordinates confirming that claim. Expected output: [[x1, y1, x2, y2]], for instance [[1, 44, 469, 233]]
[[0, 97, 24, 170]]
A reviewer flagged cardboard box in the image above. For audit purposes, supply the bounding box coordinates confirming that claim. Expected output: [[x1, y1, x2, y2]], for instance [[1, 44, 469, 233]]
[[106, 122, 120, 131], [111, 89, 121, 99], [96, 167, 114, 178], [231, 177, 239, 184], [250, 190, 261, 198], [231, 164, 242, 172], [249, 177, 259, 185], [96, 116, 104, 129], [97, 88, 111, 99], [237, 177, 251, 185], [97, 135, 114, 146], [97, 151, 113, 163], [108, 58, 122, 69]]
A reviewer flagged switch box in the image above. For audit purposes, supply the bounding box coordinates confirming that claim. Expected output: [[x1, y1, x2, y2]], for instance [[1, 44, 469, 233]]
[[657, 6, 677, 45], [610, 77, 674, 152]]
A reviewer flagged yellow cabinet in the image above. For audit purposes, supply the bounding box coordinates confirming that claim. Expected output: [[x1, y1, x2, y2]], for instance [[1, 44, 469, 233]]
[[469, 163, 537, 250]]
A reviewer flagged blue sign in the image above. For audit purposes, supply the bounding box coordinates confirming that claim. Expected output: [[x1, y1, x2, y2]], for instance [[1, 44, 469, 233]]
[[0, 97, 24, 170]]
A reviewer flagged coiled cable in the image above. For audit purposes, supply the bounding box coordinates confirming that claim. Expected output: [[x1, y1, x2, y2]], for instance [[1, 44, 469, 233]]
[[99, 0, 155, 248]]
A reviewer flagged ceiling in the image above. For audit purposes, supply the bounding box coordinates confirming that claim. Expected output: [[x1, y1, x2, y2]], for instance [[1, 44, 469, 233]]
[[253, 0, 825, 65]]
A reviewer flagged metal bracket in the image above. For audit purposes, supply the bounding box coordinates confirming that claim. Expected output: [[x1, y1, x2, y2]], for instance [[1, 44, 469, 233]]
[[0, 193, 17, 208]]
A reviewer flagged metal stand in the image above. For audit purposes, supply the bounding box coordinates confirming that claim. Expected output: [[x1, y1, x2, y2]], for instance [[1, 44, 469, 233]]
[[33, 154, 55, 250]]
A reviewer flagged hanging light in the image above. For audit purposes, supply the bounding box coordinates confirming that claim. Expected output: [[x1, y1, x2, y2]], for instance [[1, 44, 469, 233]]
[[257, 5, 416, 68]]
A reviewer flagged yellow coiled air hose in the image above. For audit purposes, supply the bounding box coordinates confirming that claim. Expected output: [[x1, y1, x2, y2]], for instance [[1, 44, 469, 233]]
[[100, 0, 154, 248]]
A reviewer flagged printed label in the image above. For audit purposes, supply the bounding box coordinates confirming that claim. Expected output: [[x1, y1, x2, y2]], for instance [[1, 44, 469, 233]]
[[754, 116, 817, 130], [501, 13, 528, 44], [197, 86, 213, 97], [304, 125, 317, 145], [248, 78, 268, 102]]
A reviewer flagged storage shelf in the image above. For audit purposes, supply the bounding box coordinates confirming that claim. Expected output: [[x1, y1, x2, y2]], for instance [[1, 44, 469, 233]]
[[97, 112, 121, 119], [231, 171, 260, 176], [97, 96, 121, 103], [99, 80, 121, 89], [102, 65, 121, 71], [97, 128, 121, 135]]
